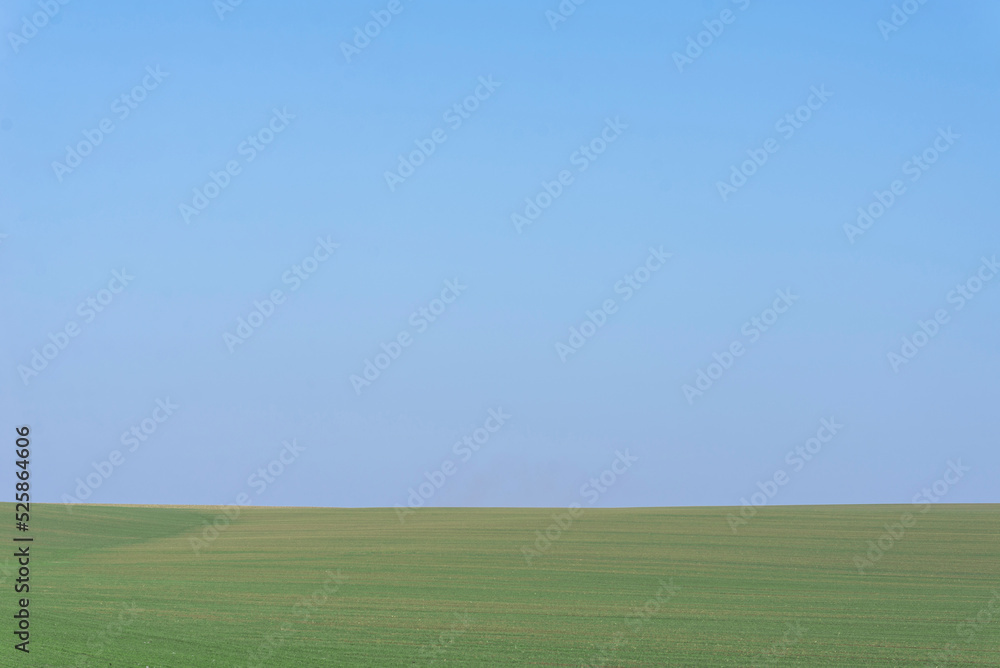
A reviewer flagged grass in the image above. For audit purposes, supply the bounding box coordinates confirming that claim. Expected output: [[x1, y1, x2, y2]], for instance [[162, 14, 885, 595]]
[[5, 502, 999, 666]]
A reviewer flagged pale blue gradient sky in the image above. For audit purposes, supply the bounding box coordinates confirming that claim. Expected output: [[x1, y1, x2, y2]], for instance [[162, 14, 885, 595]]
[[1, 0, 998, 508]]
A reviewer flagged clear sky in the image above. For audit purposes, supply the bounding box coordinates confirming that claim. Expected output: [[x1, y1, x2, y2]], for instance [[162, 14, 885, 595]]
[[2, 0, 998, 509]]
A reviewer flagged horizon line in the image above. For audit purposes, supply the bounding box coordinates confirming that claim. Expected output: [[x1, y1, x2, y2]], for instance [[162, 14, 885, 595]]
[[15, 501, 1000, 510]]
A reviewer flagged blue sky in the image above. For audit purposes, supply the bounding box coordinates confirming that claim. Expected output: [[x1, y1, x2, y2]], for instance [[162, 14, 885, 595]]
[[1, 0, 998, 509]]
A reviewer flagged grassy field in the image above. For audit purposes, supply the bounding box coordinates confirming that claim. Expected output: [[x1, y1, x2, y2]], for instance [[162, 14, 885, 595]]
[[4, 503, 998, 666]]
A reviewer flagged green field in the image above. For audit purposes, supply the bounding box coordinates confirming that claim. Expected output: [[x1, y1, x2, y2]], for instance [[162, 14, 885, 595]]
[[5, 503, 999, 666]]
